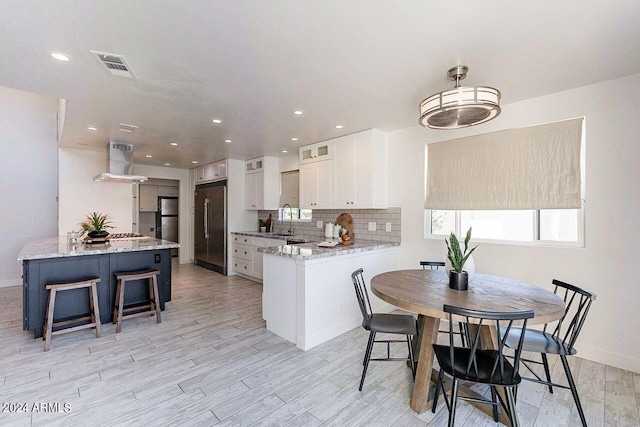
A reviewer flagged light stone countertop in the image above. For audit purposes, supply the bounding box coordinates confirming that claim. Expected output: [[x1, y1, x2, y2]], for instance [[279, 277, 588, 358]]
[[257, 239, 399, 261], [231, 231, 313, 242], [18, 236, 180, 261]]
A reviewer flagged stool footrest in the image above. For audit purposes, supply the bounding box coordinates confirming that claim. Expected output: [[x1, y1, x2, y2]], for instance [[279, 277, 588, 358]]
[[122, 309, 157, 321], [52, 315, 93, 329], [51, 322, 99, 336]]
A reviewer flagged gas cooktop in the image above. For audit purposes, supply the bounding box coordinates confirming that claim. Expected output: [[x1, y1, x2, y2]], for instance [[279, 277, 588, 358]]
[[109, 233, 148, 240]]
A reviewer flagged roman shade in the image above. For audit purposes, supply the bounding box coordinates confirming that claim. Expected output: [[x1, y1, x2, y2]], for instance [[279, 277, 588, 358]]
[[279, 170, 300, 207], [425, 118, 583, 210]]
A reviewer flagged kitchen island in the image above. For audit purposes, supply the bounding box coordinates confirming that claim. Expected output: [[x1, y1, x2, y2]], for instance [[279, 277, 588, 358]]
[[18, 236, 179, 338], [259, 240, 400, 350]]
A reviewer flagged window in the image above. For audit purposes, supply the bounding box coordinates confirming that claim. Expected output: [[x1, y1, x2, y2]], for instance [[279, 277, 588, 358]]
[[429, 208, 582, 246], [279, 207, 312, 222], [425, 118, 585, 247], [279, 170, 312, 222]]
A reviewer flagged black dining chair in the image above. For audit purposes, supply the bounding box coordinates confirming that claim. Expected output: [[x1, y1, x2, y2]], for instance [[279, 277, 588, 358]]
[[432, 305, 534, 427], [420, 261, 468, 347], [501, 279, 596, 427], [351, 268, 417, 391]]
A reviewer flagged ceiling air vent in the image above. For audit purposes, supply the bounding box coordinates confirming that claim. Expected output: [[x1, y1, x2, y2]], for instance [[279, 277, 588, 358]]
[[119, 123, 139, 133], [90, 50, 135, 78]]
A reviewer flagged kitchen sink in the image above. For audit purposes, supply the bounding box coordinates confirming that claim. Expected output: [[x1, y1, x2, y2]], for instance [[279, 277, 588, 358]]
[[286, 238, 310, 244]]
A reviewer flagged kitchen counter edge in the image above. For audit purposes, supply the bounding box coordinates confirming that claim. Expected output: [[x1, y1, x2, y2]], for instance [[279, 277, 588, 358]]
[[258, 240, 399, 261], [18, 237, 180, 261]]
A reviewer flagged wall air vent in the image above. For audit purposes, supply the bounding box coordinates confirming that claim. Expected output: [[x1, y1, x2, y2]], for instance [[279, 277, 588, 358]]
[[119, 123, 139, 133], [90, 50, 136, 78]]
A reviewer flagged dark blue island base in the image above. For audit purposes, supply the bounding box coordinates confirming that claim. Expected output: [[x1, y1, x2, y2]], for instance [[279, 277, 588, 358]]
[[22, 249, 172, 339]]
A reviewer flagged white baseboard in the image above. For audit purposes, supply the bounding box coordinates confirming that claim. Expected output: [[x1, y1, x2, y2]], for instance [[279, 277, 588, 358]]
[[297, 315, 362, 351], [577, 344, 640, 374], [0, 278, 21, 288], [296, 301, 396, 351]]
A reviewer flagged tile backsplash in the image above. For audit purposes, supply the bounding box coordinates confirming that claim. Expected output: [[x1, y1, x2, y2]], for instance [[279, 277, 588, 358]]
[[258, 208, 401, 243]]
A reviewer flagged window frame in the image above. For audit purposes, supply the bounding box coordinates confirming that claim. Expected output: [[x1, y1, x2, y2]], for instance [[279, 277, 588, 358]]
[[278, 207, 312, 223], [424, 205, 585, 248]]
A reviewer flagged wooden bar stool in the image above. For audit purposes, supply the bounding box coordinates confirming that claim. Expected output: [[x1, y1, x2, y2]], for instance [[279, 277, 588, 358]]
[[112, 269, 161, 333], [43, 277, 102, 351]]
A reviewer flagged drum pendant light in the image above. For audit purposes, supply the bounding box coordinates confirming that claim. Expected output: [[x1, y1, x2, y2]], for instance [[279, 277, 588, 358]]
[[419, 65, 501, 130]]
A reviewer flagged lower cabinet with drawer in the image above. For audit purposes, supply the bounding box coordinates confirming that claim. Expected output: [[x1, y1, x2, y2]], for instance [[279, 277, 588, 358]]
[[231, 234, 286, 281]]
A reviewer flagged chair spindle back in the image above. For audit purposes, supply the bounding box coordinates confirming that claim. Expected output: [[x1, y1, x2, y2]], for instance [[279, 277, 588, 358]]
[[351, 268, 373, 328], [543, 279, 596, 352], [443, 305, 534, 385]]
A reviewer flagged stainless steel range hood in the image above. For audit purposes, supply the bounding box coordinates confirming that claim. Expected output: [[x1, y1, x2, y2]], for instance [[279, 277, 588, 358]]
[[93, 142, 148, 183]]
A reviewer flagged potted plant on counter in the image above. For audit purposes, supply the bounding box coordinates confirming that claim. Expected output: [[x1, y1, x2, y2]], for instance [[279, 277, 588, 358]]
[[259, 219, 267, 233], [445, 227, 478, 291], [78, 212, 114, 238]]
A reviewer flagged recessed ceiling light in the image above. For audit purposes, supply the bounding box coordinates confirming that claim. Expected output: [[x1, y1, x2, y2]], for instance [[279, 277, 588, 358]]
[[145, 155, 152, 158], [170, 142, 178, 146], [165, 163, 171, 166], [293, 110, 303, 115], [335, 125, 344, 129], [212, 118, 222, 124], [192, 160, 198, 164], [225, 139, 232, 143], [291, 137, 298, 141], [51, 52, 70, 61], [282, 150, 288, 153], [86, 126, 97, 131]]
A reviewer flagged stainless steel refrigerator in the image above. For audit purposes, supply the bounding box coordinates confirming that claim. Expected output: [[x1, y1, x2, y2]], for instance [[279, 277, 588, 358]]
[[194, 181, 227, 274], [156, 197, 179, 257]]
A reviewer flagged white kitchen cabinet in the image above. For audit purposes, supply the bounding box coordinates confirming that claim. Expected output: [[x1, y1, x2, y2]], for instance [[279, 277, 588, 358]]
[[139, 185, 158, 212], [245, 158, 264, 173], [157, 186, 179, 197], [333, 129, 388, 209], [299, 159, 333, 209], [299, 140, 333, 164], [231, 233, 285, 280], [244, 157, 279, 210], [194, 159, 227, 184]]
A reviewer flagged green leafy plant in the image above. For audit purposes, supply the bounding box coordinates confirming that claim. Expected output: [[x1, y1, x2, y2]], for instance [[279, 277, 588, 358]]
[[258, 219, 267, 227], [445, 227, 478, 273], [78, 212, 114, 237]]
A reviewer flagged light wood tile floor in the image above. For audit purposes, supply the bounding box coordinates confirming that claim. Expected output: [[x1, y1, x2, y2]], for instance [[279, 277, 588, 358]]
[[0, 262, 638, 426]]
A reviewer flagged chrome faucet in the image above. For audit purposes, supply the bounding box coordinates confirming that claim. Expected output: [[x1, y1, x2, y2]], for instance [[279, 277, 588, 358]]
[[282, 203, 294, 235]]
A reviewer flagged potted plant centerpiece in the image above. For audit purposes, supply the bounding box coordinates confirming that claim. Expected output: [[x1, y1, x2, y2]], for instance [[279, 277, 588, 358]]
[[78, 212, 114, 239], [445, 227, 478, 291]]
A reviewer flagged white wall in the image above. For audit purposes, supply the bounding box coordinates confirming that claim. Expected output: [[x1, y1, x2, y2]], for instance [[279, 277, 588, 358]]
[[121, 164, 191, 264], [0, 86, 58, 287], [58, 149, 133, 237], [387, 73, 640, 373]]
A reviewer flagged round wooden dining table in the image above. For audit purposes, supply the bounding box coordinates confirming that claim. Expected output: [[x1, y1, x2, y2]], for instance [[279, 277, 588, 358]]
[[370, 269, 566, 426]]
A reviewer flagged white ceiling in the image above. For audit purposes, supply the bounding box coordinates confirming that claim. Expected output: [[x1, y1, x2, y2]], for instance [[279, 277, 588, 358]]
[[1, 1, 639, 169]]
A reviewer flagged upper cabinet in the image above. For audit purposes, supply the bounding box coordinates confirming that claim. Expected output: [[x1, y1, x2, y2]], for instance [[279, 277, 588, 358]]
[[333, 129, 387, 209], [245, 156, 279, 210], [195, 159, 227, 184], [157, 186, 179, 197], [139, 185, 158, 212], [298, 129, 387, 210], [299, 160, 333, 209], [299, 140, 333, 164]]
